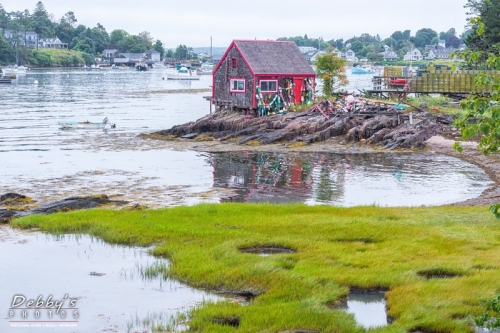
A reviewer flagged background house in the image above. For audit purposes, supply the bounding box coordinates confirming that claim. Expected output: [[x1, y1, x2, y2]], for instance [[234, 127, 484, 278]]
[[345, 50, 358, 62], [113, 52, 145, 65], [3, 29, 38, 46], [145, 49, 161, 62], [426, 48, 455, 60], [404, 49, 423, 61], [40, 37, 68, 49], [381, 50, 398, 60], [212, 39, 316, 111], [102, 49, 119, 61]]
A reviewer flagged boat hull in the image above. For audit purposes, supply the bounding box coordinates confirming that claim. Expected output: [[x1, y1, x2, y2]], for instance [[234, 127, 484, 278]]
[[2, 69, 26, 75], [58, 117, 115, 130], [389, 78, 409, 86], [58, 121, 108, 129], [351, 67, 373, 75], [166, 74, 200, 80]]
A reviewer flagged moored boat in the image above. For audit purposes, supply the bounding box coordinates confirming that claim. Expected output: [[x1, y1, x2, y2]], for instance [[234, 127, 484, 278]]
[[351, 65, 375, 75], [389, 78, 409, 86], [58, 117, 116, 130], [2, 65, 28, 75], [135, 62, 148, 71], [197, 63, 214, 75], [166, 66, 200, 80]]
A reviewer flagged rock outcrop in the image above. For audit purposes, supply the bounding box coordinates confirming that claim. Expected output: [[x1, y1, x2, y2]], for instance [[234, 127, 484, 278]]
[[147, 106, 455, 150]]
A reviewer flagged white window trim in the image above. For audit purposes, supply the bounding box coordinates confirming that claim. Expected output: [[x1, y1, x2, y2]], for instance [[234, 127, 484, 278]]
[[259, 80, 278, 93], [230, 79, 246, 93]]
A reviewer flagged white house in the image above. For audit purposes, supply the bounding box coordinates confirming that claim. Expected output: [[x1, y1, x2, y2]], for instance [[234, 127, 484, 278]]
[[426, 48, 455, 60], [309, 50, 327, 62], [3, 29, 38, 46], [404, 48, 423, 61], [145, 49, 161, 62], [40, 37, 68, 49], [345, 50, 358, 62]]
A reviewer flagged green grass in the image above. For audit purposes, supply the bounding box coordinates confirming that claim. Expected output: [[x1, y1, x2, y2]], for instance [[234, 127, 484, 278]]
[[406, 95, 464, 115], [11, 203, 500, 332]]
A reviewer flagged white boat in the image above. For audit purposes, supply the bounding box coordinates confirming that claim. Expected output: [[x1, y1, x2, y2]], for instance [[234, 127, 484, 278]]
[[2, 66, 28, 75], [197, 63, 214, 75], [166, 66, 200, 80], [58, 117, 116, 130]]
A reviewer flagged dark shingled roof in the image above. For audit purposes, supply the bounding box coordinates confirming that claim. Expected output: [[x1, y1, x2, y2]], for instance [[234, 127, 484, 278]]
[[234, 40, 316, 75]]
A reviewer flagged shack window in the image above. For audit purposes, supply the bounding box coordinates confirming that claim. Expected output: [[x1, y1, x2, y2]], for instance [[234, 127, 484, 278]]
[[231, 57, 238, 69], [230, 79, 245, 92], [260, 80, 277, 92]]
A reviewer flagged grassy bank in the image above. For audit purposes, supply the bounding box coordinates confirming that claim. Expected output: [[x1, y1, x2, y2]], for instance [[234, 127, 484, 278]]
[[11, 204, 500, 332]]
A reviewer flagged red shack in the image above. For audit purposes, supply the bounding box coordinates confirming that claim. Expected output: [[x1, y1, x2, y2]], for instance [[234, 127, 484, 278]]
[[212, 40, 316, 114]]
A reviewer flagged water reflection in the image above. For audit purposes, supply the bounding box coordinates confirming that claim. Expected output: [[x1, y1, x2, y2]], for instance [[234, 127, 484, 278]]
[[0, 226, 220, 333], [208, 151, 492, 206], [338, 292, 388, 329]]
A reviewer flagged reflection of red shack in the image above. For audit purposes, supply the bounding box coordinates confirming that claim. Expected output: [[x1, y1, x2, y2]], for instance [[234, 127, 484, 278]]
[[228, 175, 245, 188], [212, 153, 315, 203], [244, 157, 313, 203]]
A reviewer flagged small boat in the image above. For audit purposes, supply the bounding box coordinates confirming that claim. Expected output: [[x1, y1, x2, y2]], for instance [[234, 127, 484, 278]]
[[0, 74, 15, 83], [166, 66, 200, 80], [197, 63, 214, 75], [2, 66, 28, 75], [135, 62, 148, 71], [58, 117, 116, 130], [351, 65, 375, 75], [389, 78, 409, 86]]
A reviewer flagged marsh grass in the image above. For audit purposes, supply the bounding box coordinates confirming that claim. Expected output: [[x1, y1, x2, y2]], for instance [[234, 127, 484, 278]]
[[139, 261, 170, 281], [406, 95, 463, 115], [127, 310, 189, 333], [12, 203, 500, 332]]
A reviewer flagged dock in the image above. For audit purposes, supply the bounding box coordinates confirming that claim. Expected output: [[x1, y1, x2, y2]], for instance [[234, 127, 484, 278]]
[[0, 76, 14, 84], [366, 68, 500, 99]]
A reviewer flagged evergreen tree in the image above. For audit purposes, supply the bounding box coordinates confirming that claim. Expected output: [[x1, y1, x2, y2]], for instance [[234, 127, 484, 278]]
[[32, 1, 53, 49], [465, 0, 500, 51]]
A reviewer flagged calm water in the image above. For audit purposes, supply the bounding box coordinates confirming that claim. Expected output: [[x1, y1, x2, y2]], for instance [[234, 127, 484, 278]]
[[0, 225, 220, 333], [0, 68, 493, 207]]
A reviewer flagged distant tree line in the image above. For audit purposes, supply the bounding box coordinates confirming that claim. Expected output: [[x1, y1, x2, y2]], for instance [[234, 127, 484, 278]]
[[0, 1, 170, 65]]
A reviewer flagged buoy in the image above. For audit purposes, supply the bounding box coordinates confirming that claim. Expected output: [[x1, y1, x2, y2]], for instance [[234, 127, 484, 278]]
[[34, 80, 38, 85]]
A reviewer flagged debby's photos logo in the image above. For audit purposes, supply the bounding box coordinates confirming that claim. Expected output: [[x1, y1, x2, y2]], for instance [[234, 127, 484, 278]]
[[8, 294, 79, 329]]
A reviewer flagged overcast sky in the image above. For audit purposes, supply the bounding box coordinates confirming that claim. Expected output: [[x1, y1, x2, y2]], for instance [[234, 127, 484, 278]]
[[3, 0, 469, 48]]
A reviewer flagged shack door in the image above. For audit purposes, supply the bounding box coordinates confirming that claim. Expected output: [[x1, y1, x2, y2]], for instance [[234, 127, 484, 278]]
[[293, 78, 303, 104]]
